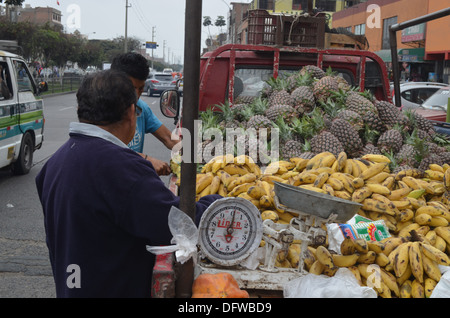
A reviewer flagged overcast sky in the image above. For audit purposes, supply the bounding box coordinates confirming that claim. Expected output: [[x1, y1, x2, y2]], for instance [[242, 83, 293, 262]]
[[22, 0, 249, 64]]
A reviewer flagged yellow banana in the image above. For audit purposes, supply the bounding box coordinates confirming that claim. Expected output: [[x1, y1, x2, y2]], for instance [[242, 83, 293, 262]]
[[424, 169, 444, 181], [306, 152, 334, 170], [351, 177, 365, 189], [340, 236, 356, 256], [259, 195, 273, 209], [400, 280, 413, 298], [387, 186, 412, 201], [420, 242, 450, 266], [444, 168, 450, 189], [315, 245, 336, 269], [422, 253, 441, 282], [429, 216, 449, 227], [259, 175, 286, 185], [334, 190, 352, 200], [435, 226, 450, 245], [352, 238, 369, 253], [343, 159, 353, 175], [398, 223, 420, 240], [415, 205, 445, 217], [336, 151, 347, 172], [429, 163, 444, 173], [318, 154, 337, 168], [196, 172, 214, 194], [424, 278, 438, 298], [368, 240, 386, 254], [362, 198, 392, 215], [365, 171, 390, 184], [361, 154, 391, 163], [247, 185, 265, 200], [218, 182, 227, 197], [359, 162, 389, 180], [401, 176, 422, 190], [330, 172, 355, 193], [366, 183, 391, 195], [392, 242, 411, 278], [287, 243, 301, 268], [299, 184, 328, 194], [353, 158, 369, 173], [381, 176, 395, 190], [348, 266, 363, 286], [309, 260, 325, 275], [227, 182, 255, 197], [296, 172, 317, 184], [391, 199, 412, 210], [411, 279, 425, 298], [380, 268, 400, 297], [397, 265, 412, 286], [357, 251, 377, 264], [313, 172, 329, 188], [332, 253, 359, 267], [376, 252, 390, 267], [425, 230, 437, 246], [209, 175, 221, 195], [260, 210, 279, 222], [326, 177, 345, 191], [409, 242, 424, 284], [351, 186, 372, 203], [382, 237, 407, 256], [397, 208, 415, 223], [291, 158, 308, 172], [321, 183, 335, 196], [223, 163, 250, 176]]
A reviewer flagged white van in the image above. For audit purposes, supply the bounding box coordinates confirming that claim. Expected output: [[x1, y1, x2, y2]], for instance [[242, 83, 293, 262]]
[[0, 50, 45, 174]]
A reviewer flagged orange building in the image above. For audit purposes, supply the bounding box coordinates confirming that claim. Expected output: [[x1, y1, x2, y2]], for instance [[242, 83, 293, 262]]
[[332, 0, 450, 83]]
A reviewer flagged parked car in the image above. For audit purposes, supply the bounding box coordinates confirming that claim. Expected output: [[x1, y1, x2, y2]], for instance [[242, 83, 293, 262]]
[[421, 86, 450, 111], [392, 82, 447, 110], [144, 72, 177, 96]]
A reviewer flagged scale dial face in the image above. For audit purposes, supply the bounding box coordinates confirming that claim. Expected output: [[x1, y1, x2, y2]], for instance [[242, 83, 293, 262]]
[[198, 197, 263, 266]]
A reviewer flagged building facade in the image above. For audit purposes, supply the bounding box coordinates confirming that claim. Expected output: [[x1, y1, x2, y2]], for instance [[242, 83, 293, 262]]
[[16, 4, 63, 29], [332, 0, 450, 83]]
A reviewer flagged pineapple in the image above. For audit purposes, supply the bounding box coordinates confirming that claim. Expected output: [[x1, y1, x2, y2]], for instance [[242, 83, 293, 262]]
[[359, 126, 382, 156], [291, 85, 315, 114], [310, 131, 344, 157], [374, 100, 410, 131], [377, 126, 404, 154], [362, 111, 387, 134], [246, 114, 274, 132], [266, 76, 295, 107], [336, 109, 364, 131], [265, 104, 298, 123], [275, 117, 303, 159], [300, 65, 326, 80], [216, 102, 242, 132], [328, 118, 363, 156], [345, 90, 378, 118], [313, 76, 338, 102]]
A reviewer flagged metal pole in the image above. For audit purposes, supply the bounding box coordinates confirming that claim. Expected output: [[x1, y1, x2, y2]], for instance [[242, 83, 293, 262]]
[[124, 0, 129, 53], [389, 7, 450, 108], [175, 0, 203, 298]]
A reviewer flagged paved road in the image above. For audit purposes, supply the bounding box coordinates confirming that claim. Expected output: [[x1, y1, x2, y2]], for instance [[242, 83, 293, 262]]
[[0, 92, 176, 298]]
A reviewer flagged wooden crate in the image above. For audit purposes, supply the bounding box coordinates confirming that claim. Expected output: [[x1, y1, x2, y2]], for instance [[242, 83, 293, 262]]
[[324, 33, 368, 50]]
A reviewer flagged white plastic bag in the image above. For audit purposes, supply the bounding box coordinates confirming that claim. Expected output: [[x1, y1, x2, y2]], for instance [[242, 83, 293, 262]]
[[430, 265, 450, 298], [146, 206, 199, 265], [283, 268, 377, 298]]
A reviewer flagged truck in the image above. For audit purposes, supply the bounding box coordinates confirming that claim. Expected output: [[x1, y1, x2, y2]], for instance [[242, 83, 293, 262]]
[[154, 6, 450, 298], [0, 49, 45, 175]]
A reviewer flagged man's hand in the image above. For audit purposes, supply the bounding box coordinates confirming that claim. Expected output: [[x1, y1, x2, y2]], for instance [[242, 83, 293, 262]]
[[145, 155, 172, 176]]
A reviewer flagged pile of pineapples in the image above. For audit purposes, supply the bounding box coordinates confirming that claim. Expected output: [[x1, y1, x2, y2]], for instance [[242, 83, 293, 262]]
[[199, 64, 450, 173]]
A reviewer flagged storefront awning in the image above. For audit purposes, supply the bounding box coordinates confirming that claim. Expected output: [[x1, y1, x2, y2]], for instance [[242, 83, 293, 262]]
[[375, 49, 400, 63]]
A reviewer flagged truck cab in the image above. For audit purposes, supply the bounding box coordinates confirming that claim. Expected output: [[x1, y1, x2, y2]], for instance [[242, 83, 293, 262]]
[[0, 50, 45, 174]]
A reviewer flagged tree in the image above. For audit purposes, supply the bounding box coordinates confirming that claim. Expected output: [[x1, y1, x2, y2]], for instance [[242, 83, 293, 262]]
[[0, 0, 25, 5], [215, 16, 226, 34], [203, 16, 213, 41]]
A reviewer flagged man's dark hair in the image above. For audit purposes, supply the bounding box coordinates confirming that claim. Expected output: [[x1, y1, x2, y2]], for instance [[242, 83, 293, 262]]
[[111, 52, 150, 81], [77, 70, 137, 125]]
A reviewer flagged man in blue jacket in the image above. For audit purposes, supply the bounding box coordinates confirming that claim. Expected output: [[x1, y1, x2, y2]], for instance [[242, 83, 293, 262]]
[[35, 70, 221, 298]]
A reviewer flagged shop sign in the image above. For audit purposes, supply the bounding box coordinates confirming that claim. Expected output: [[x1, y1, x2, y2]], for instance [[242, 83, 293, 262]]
[[401, 23, 426, 43]]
